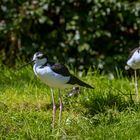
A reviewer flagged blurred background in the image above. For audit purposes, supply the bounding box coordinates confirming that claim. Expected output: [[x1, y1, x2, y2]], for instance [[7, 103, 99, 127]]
[[0, 0, 140, 74]]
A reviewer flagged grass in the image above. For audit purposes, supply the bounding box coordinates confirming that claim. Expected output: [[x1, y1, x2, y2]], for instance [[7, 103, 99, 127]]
[[0, 66, 140, 139]]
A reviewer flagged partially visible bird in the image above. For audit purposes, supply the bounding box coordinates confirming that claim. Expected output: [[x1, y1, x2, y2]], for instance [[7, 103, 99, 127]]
[[125, 47, 140, 98], [20, 52, 94, 127]]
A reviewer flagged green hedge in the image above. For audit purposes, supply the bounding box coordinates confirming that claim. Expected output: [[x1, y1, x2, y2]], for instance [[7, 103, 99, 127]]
[[0, 0, 140, 72]]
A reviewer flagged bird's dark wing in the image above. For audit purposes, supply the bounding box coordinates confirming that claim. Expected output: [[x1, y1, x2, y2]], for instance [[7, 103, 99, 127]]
[[67, 75, 94, 89], [51, 63, 70, 76]]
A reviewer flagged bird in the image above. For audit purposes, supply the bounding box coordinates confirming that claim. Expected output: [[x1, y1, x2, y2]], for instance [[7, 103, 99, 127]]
[[125, 47, 140, 99], [21, 52, 94, 127]]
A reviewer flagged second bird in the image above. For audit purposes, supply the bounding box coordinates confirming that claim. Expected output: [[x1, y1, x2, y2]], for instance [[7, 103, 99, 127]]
[[126, 47, 140, 99]]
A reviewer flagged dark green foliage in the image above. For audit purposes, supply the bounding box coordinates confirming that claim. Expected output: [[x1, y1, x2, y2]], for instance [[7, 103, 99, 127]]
[[0, 0, 140, 72]]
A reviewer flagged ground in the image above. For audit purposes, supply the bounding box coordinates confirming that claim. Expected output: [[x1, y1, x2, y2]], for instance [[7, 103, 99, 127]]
[[0, 66, 140, 139]]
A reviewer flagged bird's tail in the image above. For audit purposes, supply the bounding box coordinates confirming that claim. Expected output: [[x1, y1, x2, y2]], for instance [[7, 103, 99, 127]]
[[69, 75, 94, 89], [78, 79, 94, 89]]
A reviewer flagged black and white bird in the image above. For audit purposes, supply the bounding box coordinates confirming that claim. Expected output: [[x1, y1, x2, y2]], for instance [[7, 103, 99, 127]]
[[21, 52, 94, 127], [125, 47, 140, 98]]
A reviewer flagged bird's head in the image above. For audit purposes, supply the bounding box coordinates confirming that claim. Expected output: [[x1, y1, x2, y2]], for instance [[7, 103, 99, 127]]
[[32, 52, 48, 65], [17, 52, 48, 70]]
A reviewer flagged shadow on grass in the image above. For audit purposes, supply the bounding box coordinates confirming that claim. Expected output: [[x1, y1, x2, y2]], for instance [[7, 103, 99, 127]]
[[77, 89, 140, 126], [82, 90, 140, 116]]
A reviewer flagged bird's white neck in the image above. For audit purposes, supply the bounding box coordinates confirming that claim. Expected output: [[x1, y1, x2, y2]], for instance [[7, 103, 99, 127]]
[[33, 58, 47, 75], [34, 58, 47, 66]]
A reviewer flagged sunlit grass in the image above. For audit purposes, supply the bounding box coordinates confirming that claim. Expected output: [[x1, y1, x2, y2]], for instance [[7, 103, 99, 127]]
[[0, 66, 140, 139]]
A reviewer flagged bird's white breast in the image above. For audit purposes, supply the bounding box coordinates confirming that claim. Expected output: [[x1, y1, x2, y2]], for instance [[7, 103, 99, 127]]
[[33, 64, 72, 89], [127, 51, 140, 69]]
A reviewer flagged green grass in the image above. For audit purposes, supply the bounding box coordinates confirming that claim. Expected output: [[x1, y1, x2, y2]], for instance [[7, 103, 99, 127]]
[[0, 66, 140, 139]]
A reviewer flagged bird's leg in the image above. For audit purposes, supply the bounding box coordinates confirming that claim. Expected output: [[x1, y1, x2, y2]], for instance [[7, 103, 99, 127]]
[[51, 89, 56, 128], [134, 70, 139, 99], [58, 89, 63, 126]]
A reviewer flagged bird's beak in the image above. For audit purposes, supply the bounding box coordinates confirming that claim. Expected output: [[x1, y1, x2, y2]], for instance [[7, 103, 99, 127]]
[[17, 60, 34, 70]]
